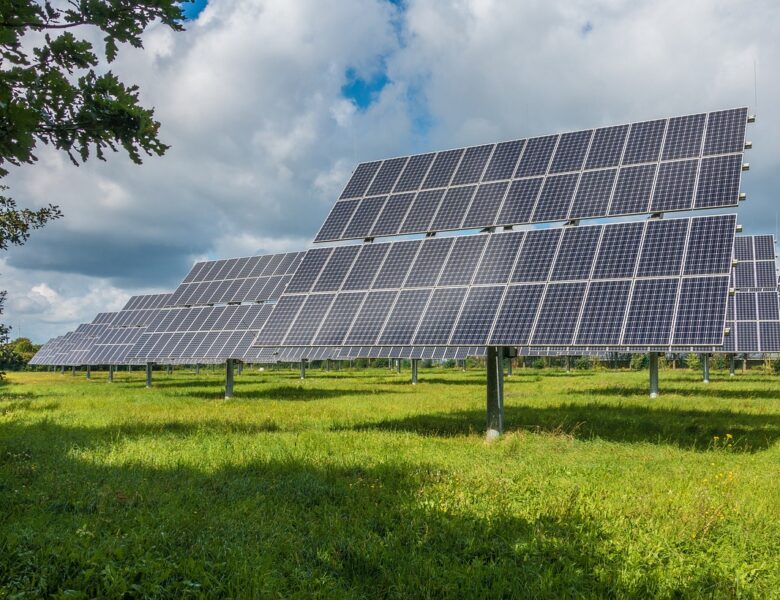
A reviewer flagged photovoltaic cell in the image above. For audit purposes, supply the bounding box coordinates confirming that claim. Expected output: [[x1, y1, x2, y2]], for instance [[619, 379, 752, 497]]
[[344, 291, 396, 344], [489, 285, 545, 345], [312, 292, 366, 345], [703, 108, 748, 155], [315, 199, 359, 242], [736, 321, 759, 351], [473, 232, 524, 285], [756, 262, 777, 288], [672, 276, 729, 345], [372, 241, 421, 289], [404, 238, 453, 287], [636, 219, 689, 277], [736, 292, 757, 320], [342, 196, 387, 239], [449, 286, 505, 345], [483, 140, 525, 181], [366, 157, 408, 196], [515, 135, 557, 177], [398, 189, 444, 233], [511, 229, 562, 282], [422, 149, 464, 189], [757, 291, 780, 320], [312, 245, 360, 292], [370, 193, 414, 237], [683, 215, 736, 275], [285, 247, 332, 293], [430, 185, 476, 230], [394, 153, 435, 192], [760, 323, 780, 352], [568, 169, 616, 219], [496, 178, 543, 225], [342, 244, 389, 291], [283, 294, 335, 345], [622, 119, 666, 165], [608, 164, 656, 216], [452, 145, 493, 185], [662, 113, 706, 160], [734, 261, 756, 288], [254, 295, 305, 345], [437, 235, 488, 286], [413, 288, 467, 344], [550, 226, 601, 281], [694, 154, 742, 209], [378, 289, 430, 345], [585, 124, 628, 169], [531, 173, 578, 222], [341, 162, 381, 199], [461, 182, 508, 229], [575, 280, 631, 345], [753, 235, 775, 260], [530, 282, 587, 345], [649, 159, 698, 212], [622, 279, 679, 345], [550, 130, 592, 173]]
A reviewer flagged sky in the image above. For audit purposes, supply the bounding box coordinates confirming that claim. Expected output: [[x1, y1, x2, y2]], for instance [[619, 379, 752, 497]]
[[3, 0, 779, 343]]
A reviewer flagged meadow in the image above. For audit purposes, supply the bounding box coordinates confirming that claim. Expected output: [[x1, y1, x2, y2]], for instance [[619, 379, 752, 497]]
[[1, 364, 779, 598]]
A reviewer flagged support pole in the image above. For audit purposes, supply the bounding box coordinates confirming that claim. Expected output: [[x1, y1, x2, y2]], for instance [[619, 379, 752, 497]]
[[300, 359, 306, 380], [166, 364, 172, 375], [702, 353, 710, 384], [225, 359, 234, 399], [411, 359, 418, 385], [486, 347, 505, 440], [237, 361, 243, 376], [326, 359, 331, 372], [145, 363, 152, 388], [742, 356, 747, 373], [85, 365, 91, 380], [649, 352, 659, 398], [395, 359, 401, 373], [565, 355, 571, 373], [128, 365, 132, 372], [108, 365, 114, 383], [195, 364, 200, 375], [506, 356, 513, 377], [60, 365, 64, 374], [729, 354, 736, 377]]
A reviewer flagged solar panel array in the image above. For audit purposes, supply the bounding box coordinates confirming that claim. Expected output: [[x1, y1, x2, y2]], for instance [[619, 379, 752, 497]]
[[254, 213, 737, 350], [167, 252, 304, 307], [127, 303, 276, 364], [316, 108, 748, 242], [85, 294, 172, 365]]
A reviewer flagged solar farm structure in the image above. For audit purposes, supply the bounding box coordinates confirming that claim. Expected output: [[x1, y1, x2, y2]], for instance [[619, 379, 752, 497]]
[[30, 106, 776, 437]]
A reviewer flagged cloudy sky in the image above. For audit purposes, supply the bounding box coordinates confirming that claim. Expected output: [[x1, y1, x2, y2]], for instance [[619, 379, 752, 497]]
[[3, 0, 779, 342]]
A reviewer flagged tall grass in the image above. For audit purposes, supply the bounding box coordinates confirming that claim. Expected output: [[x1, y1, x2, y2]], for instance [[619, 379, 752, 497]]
[[1, 366, 779, 597]]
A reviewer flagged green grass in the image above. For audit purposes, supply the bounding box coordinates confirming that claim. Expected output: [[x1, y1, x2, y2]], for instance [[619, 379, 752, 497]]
[[1, 365, 779, 598]]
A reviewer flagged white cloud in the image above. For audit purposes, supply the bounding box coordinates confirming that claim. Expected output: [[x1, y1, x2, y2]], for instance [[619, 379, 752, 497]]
[[4, 0, 780, 343]]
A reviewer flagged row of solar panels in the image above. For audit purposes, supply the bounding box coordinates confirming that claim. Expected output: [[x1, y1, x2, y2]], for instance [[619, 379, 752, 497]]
[[317, 108, 748, 242]]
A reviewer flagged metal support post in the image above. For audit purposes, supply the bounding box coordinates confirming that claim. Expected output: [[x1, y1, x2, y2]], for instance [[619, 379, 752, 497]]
[[85, 365, 91, 380], [649, 352, 659, 398], [729, 354, 736, 377], [166, 364, 172, 375], [565, 355, 571, 373], [145, 363, 152, 388], [411, 359, 418, 385], [300, 359, 306, 380], [486, 347, 505, 439], [326, 359, 331, 372], [742, 356, 747, 373], [108, 365, 114, 383], [195, 364, 200, 375], [60, 365, 64, 374], [237, 361, 243, 375], [225, 359, 234, 399], [702, 353, 710, 384], [395, 359, 401, 373], [71, 366, 75, 376]]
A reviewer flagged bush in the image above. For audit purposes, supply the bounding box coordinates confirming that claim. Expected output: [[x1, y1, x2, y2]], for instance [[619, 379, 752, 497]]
[[531, 358, 545, 369], [629, 354, 647, 370], [574, 356, 592, 370], [685, 353, 701, 370], [711, 354, 727, 370]]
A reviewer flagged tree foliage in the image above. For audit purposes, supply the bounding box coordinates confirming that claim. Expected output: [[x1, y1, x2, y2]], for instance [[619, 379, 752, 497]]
[[0, 0, 189, 369]]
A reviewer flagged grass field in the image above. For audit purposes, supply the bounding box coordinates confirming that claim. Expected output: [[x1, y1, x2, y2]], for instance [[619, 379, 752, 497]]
[[1, 365, 780, 598]]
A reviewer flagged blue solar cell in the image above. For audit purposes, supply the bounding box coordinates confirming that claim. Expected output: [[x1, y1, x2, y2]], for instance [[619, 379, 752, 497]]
[[607, 164, 655, 216], [662, 113, 705, 160], [430, 185, 476, 230], [452, 144, 493, 185], [734, 261, 756, 288], [422, 149, 464, 189], [340, 161, 381, 199], [449, 286, 505, 345], [398, 189, 445, 234], [313, 245, 360, 292], [574, 280, 632, 345], [437, 235, 488, 286], [372, 240, 422, 289], [473, 231, 524, 285], [366, 157, 408, 196], [683, 214, 735, 275], [734, 237, 753, 261], [549, 130, 592, 173], [622, 278, 679, 345], [254, 295, 306, 345], [550, 226, 602, 281], [736, 321, 759, 351], [568, 169, 616, 219], [649, 159, 697, 212], [404, 238, 453, 287], [703, 108, 747, 155], [461, 182, 509, 229], [756, 262, 778, 288], [515, 135, 557, 177], [753, 235, 775, 260], [489, 284, 545, 345], [585, 124, 629, 169], [370, 193, 414, 237], [285, 247, 333, 293], [511, 229, 562, 282], [342, 244, 390, 291], [673, 277, 730, 345], [735, 292, 757, 320], [343, 196, 387, 239], [413, 287, 467, 344], [694, 154, 742, 209], [283, 294, 336, 345], [344, 291, 396, 345], [636, 219, 689, 277], [315, 199, 360, 242], [530, 282, 587, 345], [760, 322, 780, 352], [394, 153, 435, 192], [377, 289, 430, 345], [530, 173, 578, 222], [495, 178, 543, 225], [483, 140, 525, 181], [622, 119, 666, 165]]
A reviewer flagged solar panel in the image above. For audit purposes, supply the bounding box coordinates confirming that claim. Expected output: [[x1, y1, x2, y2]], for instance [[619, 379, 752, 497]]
[[259, 213, 737, 350], [316, 108, 748, 242]]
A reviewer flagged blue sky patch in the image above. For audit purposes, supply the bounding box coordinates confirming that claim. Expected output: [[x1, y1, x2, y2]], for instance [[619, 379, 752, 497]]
[[182, 0, 208, 20], [342, 67, 390, 110]]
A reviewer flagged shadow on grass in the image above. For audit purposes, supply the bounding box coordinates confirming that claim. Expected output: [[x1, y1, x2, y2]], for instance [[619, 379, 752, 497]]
[[341, 403, 780, 452], [573, 384, 780, 401], [0, 419, 745, 597]]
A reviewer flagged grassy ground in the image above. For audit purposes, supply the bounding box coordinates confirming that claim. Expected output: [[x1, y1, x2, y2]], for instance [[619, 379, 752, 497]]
[[1, 365, 779, 598]]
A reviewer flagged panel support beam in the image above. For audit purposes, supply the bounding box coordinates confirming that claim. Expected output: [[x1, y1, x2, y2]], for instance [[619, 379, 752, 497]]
[[486, 347, 505, 440], [145, 363, 152, 388], [649, 352, 659, 398], [411, 359, 418, 385], [702, 353, 710, 384], [225, 359, 234, 399]]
